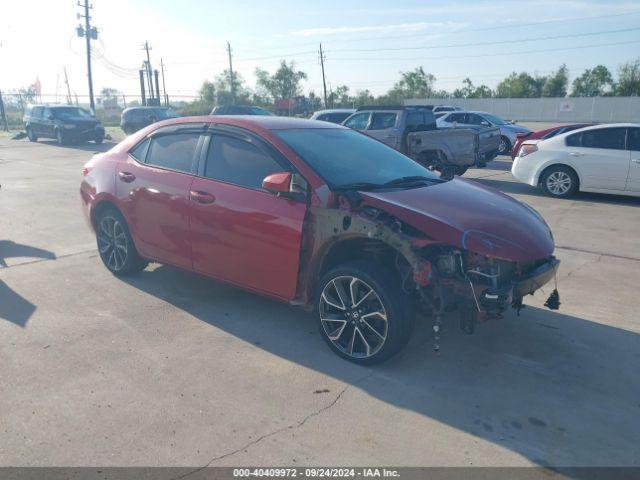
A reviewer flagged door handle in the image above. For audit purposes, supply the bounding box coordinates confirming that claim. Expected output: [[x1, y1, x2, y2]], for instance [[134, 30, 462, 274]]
[[569, 151, 584, 157], [190, 190, 216, 204], [118, 171, 136, 182]]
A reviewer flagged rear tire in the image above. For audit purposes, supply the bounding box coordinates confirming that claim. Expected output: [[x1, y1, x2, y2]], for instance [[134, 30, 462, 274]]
[[94, 135, 104, 144], [539, 165, 578, 198], [316, 260, 414, 365], [96, 207, 148, 276], [26, 127, 37, 142]]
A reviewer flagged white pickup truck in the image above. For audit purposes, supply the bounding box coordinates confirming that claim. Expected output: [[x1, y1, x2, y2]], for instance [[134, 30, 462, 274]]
[[342, 106, 501, 176]]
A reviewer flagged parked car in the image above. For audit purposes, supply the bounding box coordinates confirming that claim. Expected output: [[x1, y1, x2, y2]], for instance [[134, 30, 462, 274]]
[[511, 124, 594, 159], [343, 106, 500, 176], [437, 111, 531, 155], [81, 115, 560, 364], [274, 97, 313, 116], [121, 107, 179, 134], [512, 124, 640, 198], [210, 105, 273, 116], [24, 104, 105, 145], [432, 105, 463, 113], [310, 109, 356, 124]]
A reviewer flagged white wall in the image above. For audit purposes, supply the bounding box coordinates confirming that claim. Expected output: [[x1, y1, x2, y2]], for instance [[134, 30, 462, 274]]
[[405, 97, 640, 123]]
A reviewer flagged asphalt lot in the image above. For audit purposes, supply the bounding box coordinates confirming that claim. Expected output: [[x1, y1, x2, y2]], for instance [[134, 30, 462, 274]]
[[1, 134, 639, 468]]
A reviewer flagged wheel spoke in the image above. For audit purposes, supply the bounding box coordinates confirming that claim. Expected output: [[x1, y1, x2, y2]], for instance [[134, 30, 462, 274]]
[[361, 318, 386, 341], [355, 327, 371, 357], [348, 327, 356, 355], [332, 279, 351, 309], [321, 291, 345, 311], [320, 314, 348, 341]]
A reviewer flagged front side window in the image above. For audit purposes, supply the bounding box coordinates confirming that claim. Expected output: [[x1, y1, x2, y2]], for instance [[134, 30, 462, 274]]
[[446, 113, 465, 123], [204, 135, 286, 189], [627, 128, 640, 151], [572, 128, 626, 150], [275, 128, 440, 188], [344, 112, 370, 130], [368, 113, 397, 130], [145, 133, 200, 173]]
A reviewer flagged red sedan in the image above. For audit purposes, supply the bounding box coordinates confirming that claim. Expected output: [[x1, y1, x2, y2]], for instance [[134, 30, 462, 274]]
[[81, 116, 560, 364], [511, 123, 593, 159]]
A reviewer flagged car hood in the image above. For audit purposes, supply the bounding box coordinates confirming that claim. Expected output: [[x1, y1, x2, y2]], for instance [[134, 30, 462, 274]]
[[503, 124, 531, 134], [358, 179, 554, 262]]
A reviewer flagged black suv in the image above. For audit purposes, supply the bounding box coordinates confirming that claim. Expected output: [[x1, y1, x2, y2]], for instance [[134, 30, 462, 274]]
[[24, 105, 105, 144], [120, 107, 179, 134], [210, 105, 273, 116]]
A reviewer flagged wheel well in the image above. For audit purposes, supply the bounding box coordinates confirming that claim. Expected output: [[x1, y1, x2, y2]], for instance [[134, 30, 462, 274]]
[[537, 163, 580, 189], [90, 200, 121, 230]]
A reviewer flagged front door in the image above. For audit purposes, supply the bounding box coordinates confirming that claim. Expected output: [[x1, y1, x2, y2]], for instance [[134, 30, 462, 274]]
[[565, 127, 630, 191], [626, 127, 640, 192], [366, 112, 399, 149], [116, 129, 202, 268], [189, 131, 307, 300]]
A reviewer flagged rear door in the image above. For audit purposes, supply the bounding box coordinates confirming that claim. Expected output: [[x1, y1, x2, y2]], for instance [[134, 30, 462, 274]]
[[626, 127, 640, 192], [116, 125, 205, 268], [41, 107, 55, 137], [366, 112, 399, 148], [189, 129, 307, 300], [564, 127, 630, 191]]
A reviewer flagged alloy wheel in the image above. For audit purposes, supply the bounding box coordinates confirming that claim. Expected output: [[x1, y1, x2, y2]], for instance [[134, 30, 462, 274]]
[[98, 215, 128, 271], [546, 171, 572, 196], [498, 137, 508, 154], [319, 276, 388, 359]]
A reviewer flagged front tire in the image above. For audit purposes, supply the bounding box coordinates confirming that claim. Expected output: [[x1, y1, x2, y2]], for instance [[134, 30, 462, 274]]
[[26, 127, 37, 142], [498, 135, 511, 156], [55, 128, 66, 145], [540, 165, 578, 198], [316, 260, 414, 365], [96, 208, 148, 276]]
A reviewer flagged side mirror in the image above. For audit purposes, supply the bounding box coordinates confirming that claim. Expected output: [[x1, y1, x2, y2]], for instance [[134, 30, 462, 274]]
[[262, 172, 293, 195]]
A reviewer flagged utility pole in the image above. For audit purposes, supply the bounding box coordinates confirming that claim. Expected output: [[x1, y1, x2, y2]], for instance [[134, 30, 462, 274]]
[[142, 41, 154, 102], [63, 67, 73, 105], [227, 42, 236, 105], [77, 0, 96, 114], [319, 43, 328, 109], [160, 58, 168, 106]]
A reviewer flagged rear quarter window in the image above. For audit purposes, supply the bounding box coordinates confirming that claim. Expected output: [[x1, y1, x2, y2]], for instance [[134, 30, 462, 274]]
[[368, 112, 397, 130]]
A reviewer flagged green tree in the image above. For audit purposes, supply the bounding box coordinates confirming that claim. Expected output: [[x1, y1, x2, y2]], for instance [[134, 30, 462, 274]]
[[353, 89, 375, 107], [389, 67, 436, 99], [542, 65, 568, 97], [198, 80, 216, 105], [328, 85, 351, 107], [495, 72, 546, 98], [453, 78, 492, 98], [570, 65, 614, 97], [255, 61, 307, 100], [214, 69, 249, 105], [616, 58, 640, 96]]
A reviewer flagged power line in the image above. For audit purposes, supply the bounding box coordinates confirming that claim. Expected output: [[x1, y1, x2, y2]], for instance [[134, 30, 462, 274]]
[[328, 39, 640, 62], [331, 26, 640, 53]]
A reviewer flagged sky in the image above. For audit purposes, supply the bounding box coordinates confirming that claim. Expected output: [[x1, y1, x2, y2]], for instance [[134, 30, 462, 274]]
[[1, 0, 640, 103]]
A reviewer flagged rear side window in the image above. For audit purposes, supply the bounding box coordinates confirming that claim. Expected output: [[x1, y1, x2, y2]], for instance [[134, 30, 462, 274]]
[[446, 113, 466, 123], [344, 112, 370, 129], [567, 128, 626, 150], [204, 135, 287, 189], [628, 128, 640, 151], [368, 112, 397, 130], [130, 138, 150, 161], [145, 133, 200, 173], [31, 107, 43, 118]]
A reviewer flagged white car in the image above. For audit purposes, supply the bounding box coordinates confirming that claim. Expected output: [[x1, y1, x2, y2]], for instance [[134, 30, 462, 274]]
[[511, 123, 640, 198]]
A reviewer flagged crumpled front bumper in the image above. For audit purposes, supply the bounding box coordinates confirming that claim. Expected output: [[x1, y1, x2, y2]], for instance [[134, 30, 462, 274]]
[[477, 256, 560, 312]]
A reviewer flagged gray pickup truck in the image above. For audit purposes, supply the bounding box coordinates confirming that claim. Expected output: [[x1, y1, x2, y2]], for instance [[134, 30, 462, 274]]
[[342, 106, 501, 176]]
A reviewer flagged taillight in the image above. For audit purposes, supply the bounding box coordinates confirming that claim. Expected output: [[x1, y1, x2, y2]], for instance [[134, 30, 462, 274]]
[[82, 166, 93, 176], [518, 144, 538, 158]]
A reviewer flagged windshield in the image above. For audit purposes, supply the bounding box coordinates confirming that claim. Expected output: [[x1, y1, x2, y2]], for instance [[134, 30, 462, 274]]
[[250, 107, 273, 116], [53, 107, 92, 120], [154, 108, 179, 119], [275, 128, 441, 189], [481, 113, 506, 125]]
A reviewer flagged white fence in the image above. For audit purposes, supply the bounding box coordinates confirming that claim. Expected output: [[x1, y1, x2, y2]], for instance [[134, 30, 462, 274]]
[[405, 97, 640, 123]]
